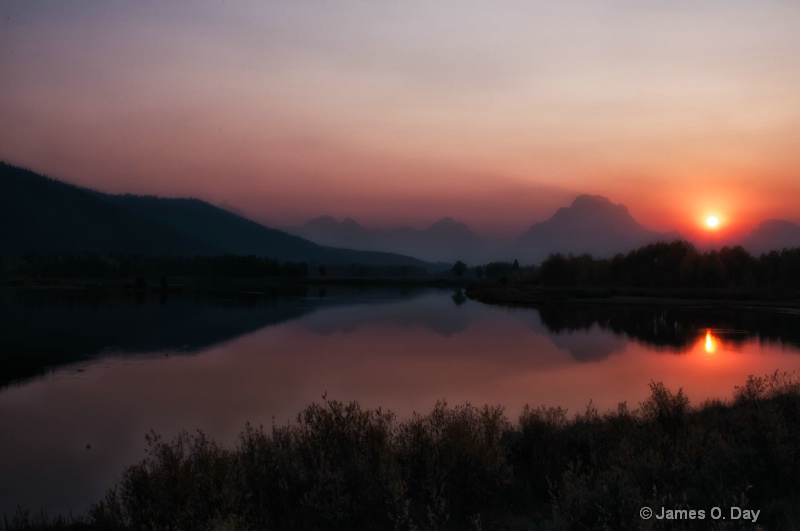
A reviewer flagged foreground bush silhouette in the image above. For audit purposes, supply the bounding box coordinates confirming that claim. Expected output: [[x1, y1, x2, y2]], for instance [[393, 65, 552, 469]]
[[8, 372, 800, 530]]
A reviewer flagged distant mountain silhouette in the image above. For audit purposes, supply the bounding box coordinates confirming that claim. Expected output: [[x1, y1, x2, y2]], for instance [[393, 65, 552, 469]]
[[740, 219, 800, 255], [292, 198, 685, 265], [0, 162, 427, 267], [298, 216, 372, 250], [514, 195, 681, 263], [424, 217, 477, 242], [290, 215, 483, 263]]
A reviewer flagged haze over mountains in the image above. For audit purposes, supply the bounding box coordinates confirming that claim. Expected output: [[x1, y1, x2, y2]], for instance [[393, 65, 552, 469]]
[[289, 194, 800, 265], [289, 215, 484, 264], [741, 220, 800, 256], [3, 162, 800, 268], [288, 195, 683, 264], [512, 195, 683, 264]]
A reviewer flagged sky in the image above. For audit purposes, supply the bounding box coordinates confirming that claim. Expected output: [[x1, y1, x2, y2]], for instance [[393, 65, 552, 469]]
[[2, 1, 799, 240]]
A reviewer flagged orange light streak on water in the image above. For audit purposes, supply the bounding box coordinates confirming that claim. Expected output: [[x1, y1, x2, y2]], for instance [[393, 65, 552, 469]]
[[705, 329, 718, 356]]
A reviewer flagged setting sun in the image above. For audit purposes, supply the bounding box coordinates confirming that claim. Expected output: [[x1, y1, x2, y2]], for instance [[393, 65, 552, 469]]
[[705, 215, 720, 229]]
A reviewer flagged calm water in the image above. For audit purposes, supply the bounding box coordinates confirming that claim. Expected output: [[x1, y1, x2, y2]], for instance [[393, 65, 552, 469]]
[[2, 287, 800, 517]]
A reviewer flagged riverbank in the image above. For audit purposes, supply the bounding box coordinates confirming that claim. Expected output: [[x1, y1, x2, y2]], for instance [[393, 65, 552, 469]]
[[466, 282, 800, 309], [1, 275, 472, 297], [5, 373, 800, 530], [7, 276, 800, 307]]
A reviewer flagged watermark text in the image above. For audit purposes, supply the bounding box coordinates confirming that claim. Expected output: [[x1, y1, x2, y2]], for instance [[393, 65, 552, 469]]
[[639, 506, 760, 523]]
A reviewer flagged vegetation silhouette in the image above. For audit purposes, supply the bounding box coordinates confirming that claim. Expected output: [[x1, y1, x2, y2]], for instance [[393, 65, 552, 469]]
[[537, 240, 800, 290], [6, 373, 800, 529], [469, 241, 800, 309], [451, 289, 467, 306], [450, 260, 467, 278]]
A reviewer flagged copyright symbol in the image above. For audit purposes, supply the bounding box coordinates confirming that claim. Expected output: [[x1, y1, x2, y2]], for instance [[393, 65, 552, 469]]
[[640, 506, 653, 520]]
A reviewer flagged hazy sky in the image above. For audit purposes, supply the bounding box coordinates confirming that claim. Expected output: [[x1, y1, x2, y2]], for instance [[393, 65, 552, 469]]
[[2, 1, 799, 238]]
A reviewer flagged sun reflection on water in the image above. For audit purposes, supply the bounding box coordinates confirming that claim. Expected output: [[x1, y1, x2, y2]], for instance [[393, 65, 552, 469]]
[[704, 329, 719, 356]]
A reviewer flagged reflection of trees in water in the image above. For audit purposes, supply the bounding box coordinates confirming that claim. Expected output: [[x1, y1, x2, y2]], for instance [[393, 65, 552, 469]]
[[451, 289, 467, 306], [733, 309, 800, 351], [536, 305, 800, 353], [0, 291, 316, 389], [538, 306, 698, 350]]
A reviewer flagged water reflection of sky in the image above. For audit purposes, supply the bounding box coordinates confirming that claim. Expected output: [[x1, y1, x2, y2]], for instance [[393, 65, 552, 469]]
[[2, 290, 800, 517]]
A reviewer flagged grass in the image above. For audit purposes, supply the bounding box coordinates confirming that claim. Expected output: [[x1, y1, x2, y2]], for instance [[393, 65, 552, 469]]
[[6, 373, 800, 530]]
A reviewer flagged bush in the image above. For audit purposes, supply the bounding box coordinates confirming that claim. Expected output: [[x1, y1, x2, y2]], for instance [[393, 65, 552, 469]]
[[15, 374, 800, 530]]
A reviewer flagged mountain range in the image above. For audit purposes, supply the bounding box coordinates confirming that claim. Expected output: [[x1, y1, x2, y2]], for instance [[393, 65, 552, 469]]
[[0, 163, 426, 268], [290, 195, 800, 264], [3, 162, 799, 267], [287, 195, 684, 264], [288, 215, 483, 264]]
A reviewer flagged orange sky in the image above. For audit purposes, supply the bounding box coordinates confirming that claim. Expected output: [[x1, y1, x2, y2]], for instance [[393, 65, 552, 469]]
[[1, 1, 799, 238]]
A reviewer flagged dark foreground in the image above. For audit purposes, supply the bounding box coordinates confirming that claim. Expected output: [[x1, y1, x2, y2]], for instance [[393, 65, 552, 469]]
[[6, 373, 800, 530]]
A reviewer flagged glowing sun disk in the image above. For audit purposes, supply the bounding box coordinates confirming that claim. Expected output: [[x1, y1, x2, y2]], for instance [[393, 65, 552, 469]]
[[705, 215, 719, 228]]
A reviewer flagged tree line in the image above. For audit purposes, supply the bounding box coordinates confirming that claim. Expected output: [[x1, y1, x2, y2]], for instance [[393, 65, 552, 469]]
[[1, 254, 433, 282], [537, 241, 800, 289], [1, 254, 310, 280]]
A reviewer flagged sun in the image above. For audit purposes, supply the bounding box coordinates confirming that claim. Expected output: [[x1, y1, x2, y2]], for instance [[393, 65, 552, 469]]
[[705, 215, 720, 229]]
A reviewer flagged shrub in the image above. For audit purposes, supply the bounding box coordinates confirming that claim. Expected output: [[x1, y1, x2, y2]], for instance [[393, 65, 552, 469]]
[[21, 373, 792, 530]]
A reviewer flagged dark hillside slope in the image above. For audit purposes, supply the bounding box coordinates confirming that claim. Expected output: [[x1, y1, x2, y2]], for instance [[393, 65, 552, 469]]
[[109, 194, 325, 262], [0, 163, 429, 267], [0, 163, 218, 256], [108, 194, 428, 266]]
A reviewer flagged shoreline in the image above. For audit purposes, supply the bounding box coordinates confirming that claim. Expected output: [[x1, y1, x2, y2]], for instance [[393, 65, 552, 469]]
[[0, 276, 471, 292], [465, 282, 800, 309], [5, 276, 800, 310]]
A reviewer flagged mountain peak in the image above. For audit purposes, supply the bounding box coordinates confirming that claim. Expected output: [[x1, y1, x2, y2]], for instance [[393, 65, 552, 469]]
[[755, 219, 799, 232], [428, 216, 459, 229], [544, 195, 634, 230], [341, 217, 362, 230], [570, 194, 629, 215], [425, 217, 479, 240], [517, 194, 674, 262], [303, 215, 339, 229], [572, 194, 613, 206], [741, 219, 800, 254]]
